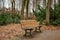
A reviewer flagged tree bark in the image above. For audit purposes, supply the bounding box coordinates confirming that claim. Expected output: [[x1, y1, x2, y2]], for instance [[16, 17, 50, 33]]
[[54, 0, 56, 20], [2, 0, 4, 11], [21, 0, 26, 19], [11, 0, 15, 13], [36, 0, 40, 12], [26, 0, 29, 19], [46, 0, 51, 25], [43, 0, 46, 7], [58, 0, 60, 6]]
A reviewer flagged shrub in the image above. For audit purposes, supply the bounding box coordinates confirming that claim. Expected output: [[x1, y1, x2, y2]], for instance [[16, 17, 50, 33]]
[[33, 5, 60, 25], [12, 13, 20, 23], [0, 12, 11, 25], [33, 5, 46, 24], [0, 12, 20, 25], [50, 5, 60, 25]]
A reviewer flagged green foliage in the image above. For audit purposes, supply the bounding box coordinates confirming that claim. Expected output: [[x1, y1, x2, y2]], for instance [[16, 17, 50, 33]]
[[12, 13, 20, 23], [33, 5, 60, 25], [33, 5, 46, 24], [50, 5, 60, 25], [0, 12, 20, 25]]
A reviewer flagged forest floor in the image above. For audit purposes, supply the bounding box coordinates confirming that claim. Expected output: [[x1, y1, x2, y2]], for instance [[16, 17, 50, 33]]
[[0, 20, 60, 40]]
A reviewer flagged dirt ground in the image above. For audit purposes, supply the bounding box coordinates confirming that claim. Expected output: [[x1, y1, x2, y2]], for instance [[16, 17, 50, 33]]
[[0, 20, 60, 40]]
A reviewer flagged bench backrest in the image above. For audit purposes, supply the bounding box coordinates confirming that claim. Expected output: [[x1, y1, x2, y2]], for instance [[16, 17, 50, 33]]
[[20, 20, 39, 28]]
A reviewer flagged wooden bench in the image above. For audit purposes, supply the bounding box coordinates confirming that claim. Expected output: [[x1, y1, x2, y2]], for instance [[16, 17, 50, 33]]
[[23, 26, 42, 37], [20, 20, 42, 37], [23, 27, 33, 36], [34, 25, 42, 32]]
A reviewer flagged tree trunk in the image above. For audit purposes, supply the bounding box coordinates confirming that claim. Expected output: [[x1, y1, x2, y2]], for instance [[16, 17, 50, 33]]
[[11, 0, 15, 13], [54, 0, 56, 21], [33, 0, 34, 10], [13, 0, 15, 12], [46, 0, 51, 25], [2, 0, 4, 11], [43, 0, 46, 7], [36, 0, 38, 11], [58, 0, 60, 6], [21, 0, 26, 19], [26, 0, 29, 19], [36, 0, 40, 12], [0, 2, 1, 10]]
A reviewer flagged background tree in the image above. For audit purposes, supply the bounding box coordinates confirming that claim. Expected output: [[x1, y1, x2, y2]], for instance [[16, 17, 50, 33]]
[[0, 0, 2, 10], [43, 0, 46, 8], [21, 0, 26, 19], [46, 0, 51, 25], [21, 0, 30, 19], [54, 0, 56, 21], [11, 0, 15, 12], [58, 0, 60, 6], [2, 0, 4, 11], [26, 0, 30, 19], [36, 0, 39, 11]]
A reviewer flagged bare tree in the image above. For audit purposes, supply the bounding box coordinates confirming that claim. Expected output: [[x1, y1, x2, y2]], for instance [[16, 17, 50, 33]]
[[26, 0, 30, 19], [53, 0, 56, 21], [2, 0, 4, 11], [46, 0, 51, 25], [21, 0, 26, 19], [36, 0, 39, 11], [21, 0, 30, 19], [43, 0, 46, 7], [11, 0, 15, 12], [0, 0, 2, 9], [58, 0, 60, 5]]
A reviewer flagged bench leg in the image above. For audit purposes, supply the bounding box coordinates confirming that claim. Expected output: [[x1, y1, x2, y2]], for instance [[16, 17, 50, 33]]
[[34, 27, 37, 32], [34, 27, 41, 32], [29, 30, 32, 36], [24, 30, 27, 36], [24, 30, 32, 37], [38, 27, 41, 32]]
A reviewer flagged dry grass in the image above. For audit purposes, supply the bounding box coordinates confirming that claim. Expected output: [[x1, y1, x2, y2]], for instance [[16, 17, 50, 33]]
[[0, 20, 60, 40]]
